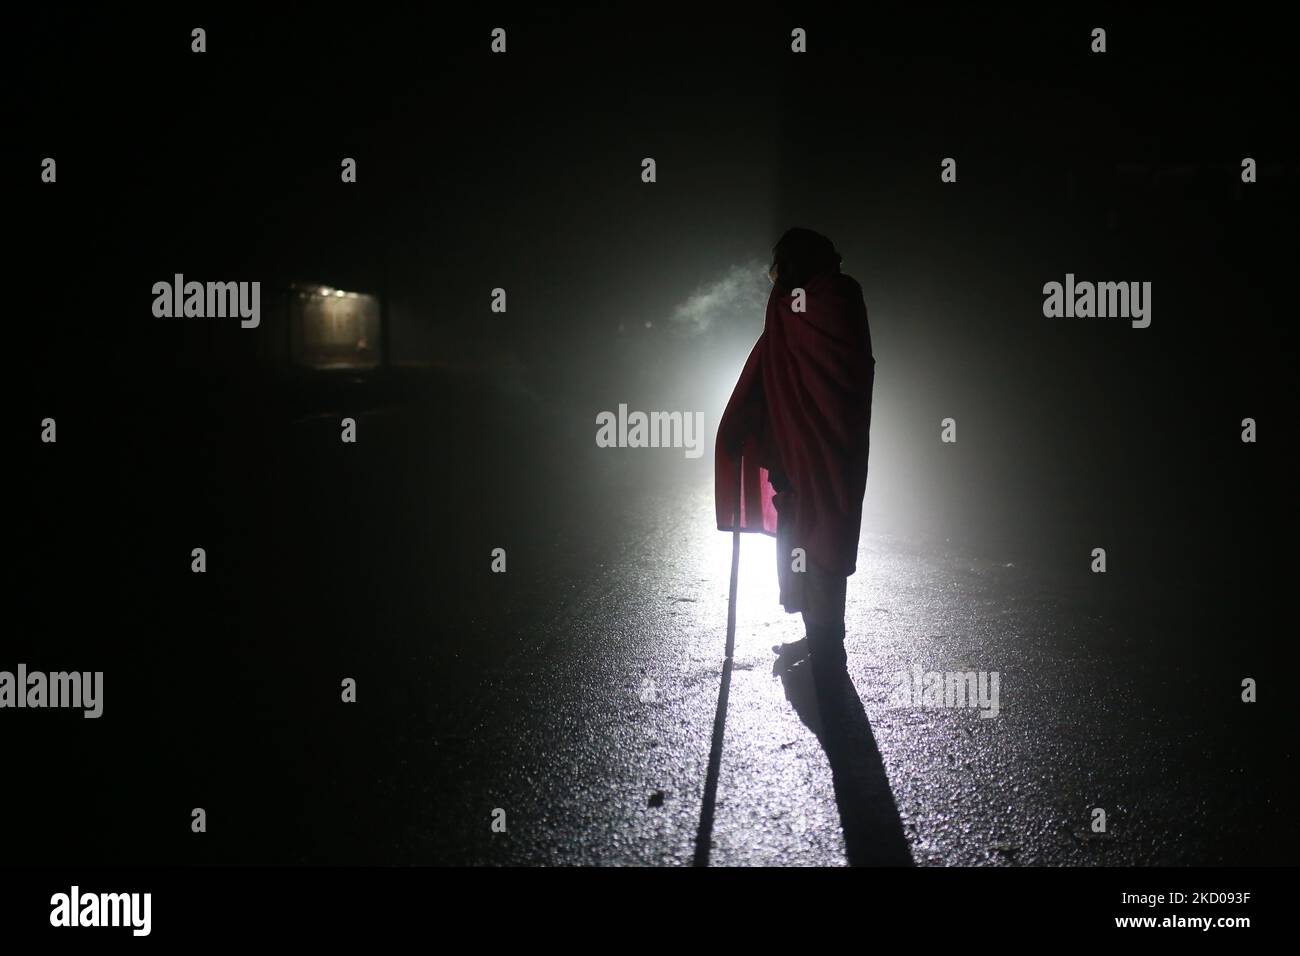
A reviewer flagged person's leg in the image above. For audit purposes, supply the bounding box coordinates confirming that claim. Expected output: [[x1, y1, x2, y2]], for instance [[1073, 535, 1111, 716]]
[[802, 558, 848, 667], [773, 488, 802, 615], [771, 488, 811, 660], [801, 558, 852, 734]]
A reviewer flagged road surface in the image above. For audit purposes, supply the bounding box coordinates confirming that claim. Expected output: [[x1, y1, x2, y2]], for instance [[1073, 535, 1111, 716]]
[[16, 368, 1290, 866]]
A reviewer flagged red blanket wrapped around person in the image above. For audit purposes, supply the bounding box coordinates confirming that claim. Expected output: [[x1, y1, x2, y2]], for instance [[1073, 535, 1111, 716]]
[[715, 266, 875, 578]]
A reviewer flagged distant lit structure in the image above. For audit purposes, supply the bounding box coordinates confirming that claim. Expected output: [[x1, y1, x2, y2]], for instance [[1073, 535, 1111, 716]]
[[284, 282, 383, 370]]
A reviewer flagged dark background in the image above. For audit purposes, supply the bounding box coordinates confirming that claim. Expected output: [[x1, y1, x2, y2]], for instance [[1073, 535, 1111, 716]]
[[8, 4, 1297, 864]]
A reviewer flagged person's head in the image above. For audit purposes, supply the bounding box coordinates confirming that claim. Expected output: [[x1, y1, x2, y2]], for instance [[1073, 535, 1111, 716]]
[[767, 228, 842, 293]]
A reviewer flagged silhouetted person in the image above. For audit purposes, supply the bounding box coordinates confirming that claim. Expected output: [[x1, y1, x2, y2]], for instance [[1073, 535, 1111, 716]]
[[716, 228, 875, 724]]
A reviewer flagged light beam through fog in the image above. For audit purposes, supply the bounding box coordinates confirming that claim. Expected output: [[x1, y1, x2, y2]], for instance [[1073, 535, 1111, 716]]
[[670, 260, 769, 336]]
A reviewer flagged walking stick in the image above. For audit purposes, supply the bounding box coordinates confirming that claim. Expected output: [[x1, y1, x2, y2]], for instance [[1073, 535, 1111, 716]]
[[693, 463, 742, 866], [724, 466, 741, 660]]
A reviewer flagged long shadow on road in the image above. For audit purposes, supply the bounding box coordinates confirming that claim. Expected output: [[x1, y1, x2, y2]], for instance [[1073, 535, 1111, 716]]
[[779, 660, 913, 866]]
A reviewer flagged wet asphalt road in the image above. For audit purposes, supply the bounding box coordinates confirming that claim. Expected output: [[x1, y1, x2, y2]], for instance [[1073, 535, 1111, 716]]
[[15, 368, 1293, 866]]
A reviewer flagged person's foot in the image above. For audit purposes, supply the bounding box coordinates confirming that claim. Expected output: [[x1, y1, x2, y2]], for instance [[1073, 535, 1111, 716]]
[[771, 637, 809, 661], [771, 638, 810, 677]]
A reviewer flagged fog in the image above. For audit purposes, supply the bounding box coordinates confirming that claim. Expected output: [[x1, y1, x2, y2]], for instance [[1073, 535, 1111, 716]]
[[19, 7, 1289, 594]]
